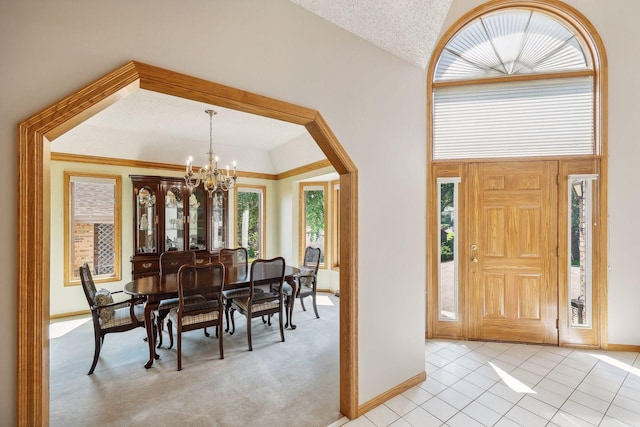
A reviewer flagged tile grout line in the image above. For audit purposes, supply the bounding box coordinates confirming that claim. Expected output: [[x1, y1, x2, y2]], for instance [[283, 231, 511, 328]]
[[595, 350, 635, 427], [487, 344, 562, 427], [436, 341, 529, 426], [419, 341, 640, 427]]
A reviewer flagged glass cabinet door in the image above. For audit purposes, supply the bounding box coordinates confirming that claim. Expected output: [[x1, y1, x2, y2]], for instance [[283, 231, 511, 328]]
[[164, 186, 184, 251], [136, 186, 157, 254], [211, 192, 226, 248], [188, 188, 207, 250]]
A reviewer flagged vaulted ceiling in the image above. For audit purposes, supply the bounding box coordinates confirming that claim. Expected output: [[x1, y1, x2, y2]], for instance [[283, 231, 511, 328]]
[[52, 1, 452, 175]]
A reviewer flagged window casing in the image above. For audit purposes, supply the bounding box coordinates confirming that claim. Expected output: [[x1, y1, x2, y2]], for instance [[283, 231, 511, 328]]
[[64, 172, 121, 286], [331, 180, 340, 270], [438, 178, 460, 321], [299, 183, 327, 266], [234, 185, 266, 261], [567, 174, 597, 328]]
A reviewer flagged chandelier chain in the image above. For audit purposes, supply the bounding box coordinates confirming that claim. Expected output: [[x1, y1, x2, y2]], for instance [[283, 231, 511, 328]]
[[184, 109, 237, 197]]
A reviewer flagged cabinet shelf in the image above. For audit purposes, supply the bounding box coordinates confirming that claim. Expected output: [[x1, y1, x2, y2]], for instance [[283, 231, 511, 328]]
[[130, 175, 228, 279]]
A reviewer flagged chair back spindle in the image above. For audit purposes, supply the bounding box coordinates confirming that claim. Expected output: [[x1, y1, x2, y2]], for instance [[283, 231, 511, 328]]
[[80, 263, 98, 306]]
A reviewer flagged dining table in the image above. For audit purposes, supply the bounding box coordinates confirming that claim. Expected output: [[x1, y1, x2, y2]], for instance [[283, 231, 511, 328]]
[[124, 264, 301, 369]]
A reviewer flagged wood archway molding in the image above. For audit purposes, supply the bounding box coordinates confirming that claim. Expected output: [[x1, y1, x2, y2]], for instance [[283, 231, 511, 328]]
[[17, 60, 359, 425]]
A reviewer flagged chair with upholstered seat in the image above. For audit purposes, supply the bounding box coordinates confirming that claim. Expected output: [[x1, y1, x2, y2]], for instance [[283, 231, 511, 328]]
[[80, 263, 146, 375], [155, 250, 197, 347], [292, 246, 322, 319], [230, 257, 286, 351], [220, 247, 263, 334], [166, 262, 225, 370]]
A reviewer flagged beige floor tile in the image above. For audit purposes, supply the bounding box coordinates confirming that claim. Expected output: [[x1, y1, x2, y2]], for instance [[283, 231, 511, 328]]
[[354, 340, 640, 427]]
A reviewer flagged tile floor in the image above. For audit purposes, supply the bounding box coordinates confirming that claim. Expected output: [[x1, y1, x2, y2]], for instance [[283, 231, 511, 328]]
[[330, 340, 640, 426]]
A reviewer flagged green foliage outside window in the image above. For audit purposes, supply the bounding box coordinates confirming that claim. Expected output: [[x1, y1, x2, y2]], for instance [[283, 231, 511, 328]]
[[441, 234, 454, 262], [570, 183, 582, 265], [440, 183, 455, 262], [440, 183, 454, 215], [305, 190, 325, 242], [236, 191, 261, 260]]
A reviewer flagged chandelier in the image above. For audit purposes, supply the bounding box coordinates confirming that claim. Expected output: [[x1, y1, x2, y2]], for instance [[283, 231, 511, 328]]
[[185, 109, 237, 197]]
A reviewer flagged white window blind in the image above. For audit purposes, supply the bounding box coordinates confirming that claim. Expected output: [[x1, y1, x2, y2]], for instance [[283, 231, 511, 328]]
[[434, 10, 590, 82], [433, 76, 594, 160]]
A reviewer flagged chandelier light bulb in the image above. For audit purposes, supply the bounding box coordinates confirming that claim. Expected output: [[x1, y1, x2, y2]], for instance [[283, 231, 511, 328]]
[[184, 109, 238, 197]]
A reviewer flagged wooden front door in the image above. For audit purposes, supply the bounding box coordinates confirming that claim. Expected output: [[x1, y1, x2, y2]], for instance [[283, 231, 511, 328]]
[[468, 161, 558, 344]]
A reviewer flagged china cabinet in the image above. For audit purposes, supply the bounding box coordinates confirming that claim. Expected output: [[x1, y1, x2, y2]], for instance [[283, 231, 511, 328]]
[[130, 175, 228, 278]]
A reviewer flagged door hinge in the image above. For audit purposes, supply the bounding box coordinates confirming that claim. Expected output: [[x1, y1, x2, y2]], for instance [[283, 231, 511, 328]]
[[556, 319, 559, 329], [557, 247, 560, 256], [557, 174, 560, 185]]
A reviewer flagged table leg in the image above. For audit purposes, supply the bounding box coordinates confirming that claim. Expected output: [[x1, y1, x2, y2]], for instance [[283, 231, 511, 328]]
[[143, 300, 160, 369], [285, 276, 297, 330]]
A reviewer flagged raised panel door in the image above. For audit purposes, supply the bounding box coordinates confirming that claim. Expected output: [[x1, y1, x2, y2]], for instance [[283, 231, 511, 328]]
[[468, 161, 558, 344]]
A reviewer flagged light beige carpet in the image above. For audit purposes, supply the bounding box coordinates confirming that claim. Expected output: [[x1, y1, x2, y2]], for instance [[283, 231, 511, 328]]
[[50, 293, 341, 427]]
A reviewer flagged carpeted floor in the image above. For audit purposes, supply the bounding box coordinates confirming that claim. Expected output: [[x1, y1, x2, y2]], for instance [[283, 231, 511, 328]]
[[50, 293, 341, 427]]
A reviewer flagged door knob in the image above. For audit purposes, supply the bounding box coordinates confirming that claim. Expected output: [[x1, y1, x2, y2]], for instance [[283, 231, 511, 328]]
[[470, 244, 479, 263]]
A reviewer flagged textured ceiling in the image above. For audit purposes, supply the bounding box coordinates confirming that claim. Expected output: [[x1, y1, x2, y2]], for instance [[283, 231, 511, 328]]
[[289, 0, 452, 69]]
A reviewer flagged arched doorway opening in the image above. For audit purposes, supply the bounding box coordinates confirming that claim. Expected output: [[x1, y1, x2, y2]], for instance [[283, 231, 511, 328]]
[[17, 60, 359, 425]]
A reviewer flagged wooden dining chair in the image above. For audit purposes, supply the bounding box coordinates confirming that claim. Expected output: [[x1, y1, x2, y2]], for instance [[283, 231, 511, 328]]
[[293, 246, 322, 319], [166, 262, 226, 371], [230, 257, 286, 351], [79, 263, 146, 374], [220, 247, 263, 335], [154, 250, 197, 347]]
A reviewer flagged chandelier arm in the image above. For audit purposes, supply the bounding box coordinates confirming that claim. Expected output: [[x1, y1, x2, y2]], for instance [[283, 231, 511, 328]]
[[185, 109, 237, 195]]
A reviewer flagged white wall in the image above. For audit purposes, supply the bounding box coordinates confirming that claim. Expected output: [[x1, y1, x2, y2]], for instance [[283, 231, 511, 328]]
[[3, 2, 427, 420], [16, 0, 640, 423], [443, 0, 640, 347]]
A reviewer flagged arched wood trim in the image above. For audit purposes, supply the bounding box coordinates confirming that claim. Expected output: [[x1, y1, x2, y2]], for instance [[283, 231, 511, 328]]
[[426, 0, 608, 348], [17, 60, 359, 425]]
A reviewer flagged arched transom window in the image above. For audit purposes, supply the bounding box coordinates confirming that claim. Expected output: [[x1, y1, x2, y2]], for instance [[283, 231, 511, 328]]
[[431, 7, 598, 160]]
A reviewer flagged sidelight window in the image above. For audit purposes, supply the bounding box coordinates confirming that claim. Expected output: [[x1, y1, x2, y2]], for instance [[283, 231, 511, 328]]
[[568, 175, 597, 327], [438, 178, 460, 321]]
